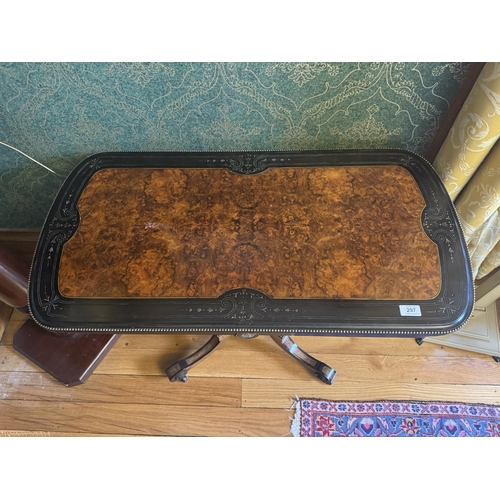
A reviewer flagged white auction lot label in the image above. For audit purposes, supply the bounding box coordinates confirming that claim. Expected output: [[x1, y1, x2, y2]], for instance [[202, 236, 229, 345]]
[[399, 305, 422, 317]]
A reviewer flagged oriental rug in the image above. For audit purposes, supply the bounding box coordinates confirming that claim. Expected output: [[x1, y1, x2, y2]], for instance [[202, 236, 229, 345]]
[[290, 399, 500, 437]]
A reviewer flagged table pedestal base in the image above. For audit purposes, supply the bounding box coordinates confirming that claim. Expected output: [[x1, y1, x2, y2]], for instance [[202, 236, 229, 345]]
[[271, 335, 337, 384], [166, 334, 336, 385], [13, 319, 120, 386]]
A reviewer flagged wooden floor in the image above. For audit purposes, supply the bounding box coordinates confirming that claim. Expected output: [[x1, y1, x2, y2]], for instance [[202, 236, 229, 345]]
[[1, 307, 500, 437], [1, 232, 500, 437]]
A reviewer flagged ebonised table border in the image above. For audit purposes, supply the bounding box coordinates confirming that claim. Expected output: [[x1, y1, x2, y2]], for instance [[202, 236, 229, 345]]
[[28, 149, 474, 337]]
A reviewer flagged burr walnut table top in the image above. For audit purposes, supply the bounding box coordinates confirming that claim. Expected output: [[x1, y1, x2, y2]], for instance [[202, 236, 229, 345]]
[[28, 150, 474, 337]]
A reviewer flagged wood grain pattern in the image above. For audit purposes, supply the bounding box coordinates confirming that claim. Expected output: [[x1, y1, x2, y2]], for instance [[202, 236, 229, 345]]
[[0, 372, 241, 406], [241, 379, 500, 407], [5, 341, 494, 385], [0, 401, 290, 436], [59, 165, 441, 300], [164, 350, 500, 385], [1, 308, 500, 437]]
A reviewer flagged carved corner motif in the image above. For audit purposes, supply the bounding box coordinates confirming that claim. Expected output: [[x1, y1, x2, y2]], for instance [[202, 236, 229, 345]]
[[427, 293, 462, 319], [39, 288, 72, 318], [422, 205, 457, 263], [437, 294, 460, 316], [47, 210, 79, 241], [398, 154, 419, 170], [85, 156, 107, 172], [45, 197, 80, 267]]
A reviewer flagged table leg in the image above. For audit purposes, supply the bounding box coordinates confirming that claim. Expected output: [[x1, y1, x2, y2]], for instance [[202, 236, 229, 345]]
[[270, 335, 337, 385], [166, 335, 230, 382]]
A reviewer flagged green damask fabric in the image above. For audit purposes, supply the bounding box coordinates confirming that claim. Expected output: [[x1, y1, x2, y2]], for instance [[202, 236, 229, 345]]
[[0, 62, 469, 229]]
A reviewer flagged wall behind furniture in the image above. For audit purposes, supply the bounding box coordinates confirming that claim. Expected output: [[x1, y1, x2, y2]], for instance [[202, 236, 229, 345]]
[[0, 62, 469, 229]]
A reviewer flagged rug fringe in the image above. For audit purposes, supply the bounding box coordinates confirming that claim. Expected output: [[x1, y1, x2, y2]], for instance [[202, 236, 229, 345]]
[[289, 396, 301, 437]]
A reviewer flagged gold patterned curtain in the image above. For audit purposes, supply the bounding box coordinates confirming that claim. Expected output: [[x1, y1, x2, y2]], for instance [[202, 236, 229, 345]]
[[433, 62, 500, 280]]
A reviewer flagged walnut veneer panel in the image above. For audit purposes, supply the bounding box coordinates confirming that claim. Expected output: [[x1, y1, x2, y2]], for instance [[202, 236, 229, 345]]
[[58, 165, 440, 301]]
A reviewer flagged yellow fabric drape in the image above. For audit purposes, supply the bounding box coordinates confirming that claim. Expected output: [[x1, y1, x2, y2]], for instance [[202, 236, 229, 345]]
[[433, 62, 500, 279]]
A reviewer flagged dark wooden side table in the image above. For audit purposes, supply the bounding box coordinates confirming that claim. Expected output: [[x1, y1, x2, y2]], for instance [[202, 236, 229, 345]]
[[17, 150, 474, 386]]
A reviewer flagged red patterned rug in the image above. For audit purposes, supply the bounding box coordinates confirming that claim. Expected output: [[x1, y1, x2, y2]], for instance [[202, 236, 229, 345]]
[[290, 399, 500, 437]]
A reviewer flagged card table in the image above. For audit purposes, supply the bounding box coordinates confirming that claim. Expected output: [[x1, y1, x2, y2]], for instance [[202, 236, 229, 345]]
[[14, 150, 474, 385]]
